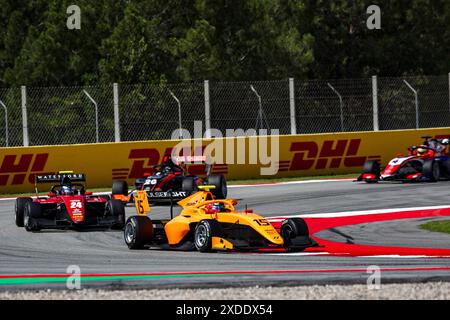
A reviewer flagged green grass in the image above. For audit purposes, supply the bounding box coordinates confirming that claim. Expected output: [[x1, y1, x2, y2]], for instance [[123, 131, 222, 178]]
[[419, 220, 450, 235], [2, 173, 358, 197]]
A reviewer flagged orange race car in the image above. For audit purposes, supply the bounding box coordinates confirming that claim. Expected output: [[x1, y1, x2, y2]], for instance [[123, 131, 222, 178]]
[[124, 186, 314, 252]]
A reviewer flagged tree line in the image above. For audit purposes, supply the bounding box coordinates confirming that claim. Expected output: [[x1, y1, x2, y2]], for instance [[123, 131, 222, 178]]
[[1, 0, 450, 88]]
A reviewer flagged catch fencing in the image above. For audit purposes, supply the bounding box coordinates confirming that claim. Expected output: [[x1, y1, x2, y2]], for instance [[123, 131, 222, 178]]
[[0, 75, 449, 146]]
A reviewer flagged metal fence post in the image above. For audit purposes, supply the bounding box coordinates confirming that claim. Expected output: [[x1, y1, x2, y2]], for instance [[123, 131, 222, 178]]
[[403, 80, 419, 129], [327, 83, 344, 132], [250, 85, 270, 132], [21, 86, 29, 146], [0, 100, 8, 147], [83, 89, 99, 143], [169, 90, 183, 139], [204, 80, 211, 138], [113, 83, 120, 142], [289, 78, 297, 135], [372, 76, 379, 131]]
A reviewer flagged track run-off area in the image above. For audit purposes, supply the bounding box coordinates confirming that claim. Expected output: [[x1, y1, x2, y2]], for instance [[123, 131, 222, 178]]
[[1, 179, 450, 290]]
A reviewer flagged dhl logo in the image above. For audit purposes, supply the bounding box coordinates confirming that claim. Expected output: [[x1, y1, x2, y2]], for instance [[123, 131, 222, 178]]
[[112, 139, 380, 178], [285, 139, 381, 171], [112, 148, 227, 180], [0, 153, 50, 186]]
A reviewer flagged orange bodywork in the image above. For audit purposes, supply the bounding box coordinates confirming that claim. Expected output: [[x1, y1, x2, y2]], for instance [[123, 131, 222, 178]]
[[134, 189, 284, 247], [112, 194, 130, 202]]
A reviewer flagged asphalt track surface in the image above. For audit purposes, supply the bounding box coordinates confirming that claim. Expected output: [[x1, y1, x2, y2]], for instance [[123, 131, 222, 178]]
[[1, 180, 450, 290]]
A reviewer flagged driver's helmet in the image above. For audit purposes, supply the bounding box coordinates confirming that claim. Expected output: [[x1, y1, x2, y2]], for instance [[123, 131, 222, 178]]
[[61, 185, 74, 195], [416, 147, 427, 156], [205, 202, 226, 213]]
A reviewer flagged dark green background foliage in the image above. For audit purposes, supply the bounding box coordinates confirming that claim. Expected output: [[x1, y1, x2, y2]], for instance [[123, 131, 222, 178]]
[[1, 0, 450, 87]]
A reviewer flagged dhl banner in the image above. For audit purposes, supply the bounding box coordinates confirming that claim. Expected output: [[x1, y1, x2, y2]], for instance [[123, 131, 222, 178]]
[[1, 128, 449, 193]]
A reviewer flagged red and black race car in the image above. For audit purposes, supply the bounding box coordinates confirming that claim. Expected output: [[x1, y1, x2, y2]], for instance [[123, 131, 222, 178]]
[[358, 136, 450, 183], [112, 154, 227, 204], [15, 172, 125, 231]]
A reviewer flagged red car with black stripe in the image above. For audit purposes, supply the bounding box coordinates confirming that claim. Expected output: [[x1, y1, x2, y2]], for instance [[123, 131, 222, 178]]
[[15, 172, 125, 231], [112, 154, 227, 204]]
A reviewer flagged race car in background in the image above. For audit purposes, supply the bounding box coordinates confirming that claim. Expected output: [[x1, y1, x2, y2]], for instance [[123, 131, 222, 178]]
[[15, 172, 125, 231], [112, 154, 227, 204], [124, 186, 314, 252], [358, 136, 450, 183]]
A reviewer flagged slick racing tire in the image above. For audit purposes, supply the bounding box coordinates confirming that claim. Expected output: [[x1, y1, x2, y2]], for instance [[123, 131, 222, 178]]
[[112, 180, 128, 196], [124, 216, 154, 249], [207, 175, 227, 199], [439, 160, 450, 179], [423, 160, 440, 182], [107, 199, 126, 230], [281, 218, 310, 251], [363, 160, 380, 178], [15, 197, 32, 227], [24, 202, 42, 232], [194, 220, 222, 252], [182, 177, 198, 193]]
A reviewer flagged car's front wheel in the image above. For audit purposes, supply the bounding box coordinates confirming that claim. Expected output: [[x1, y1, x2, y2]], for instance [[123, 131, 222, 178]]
[[281, 218, 310, 251], [362, 160, 380, 183], [194, 220, 222, 252], [124, 216, 154, 249]]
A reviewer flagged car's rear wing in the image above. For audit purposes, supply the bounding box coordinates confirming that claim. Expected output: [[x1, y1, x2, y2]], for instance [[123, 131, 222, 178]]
[[174, 155, 205, 162], [35, 173, 86, 184], [173, 155, 212, 175]]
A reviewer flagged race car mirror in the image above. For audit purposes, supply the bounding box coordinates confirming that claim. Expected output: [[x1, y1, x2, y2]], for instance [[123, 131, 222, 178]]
[[134, 190, 151, 216]]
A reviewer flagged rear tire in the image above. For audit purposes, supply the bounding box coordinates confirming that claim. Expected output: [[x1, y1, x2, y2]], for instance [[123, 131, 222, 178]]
[[107, 200, 126, 230], [194, 220, 222, 252], [24, 202, 42, 232], [439, 160, 450, 179], [206, 175, 227, 199], [112, 180, 128, 196], [15, 197, 32, 227], [182, 177, 197, 193], [124, 216, 154, 249], [423, 160, 440, 182], [281, 218, 310, 251], [363, 160, 380, 173]]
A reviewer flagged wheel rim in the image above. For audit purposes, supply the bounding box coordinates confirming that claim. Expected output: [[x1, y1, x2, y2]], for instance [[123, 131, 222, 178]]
[[124, 223, 135, 244], [195, 224, 208, 247]]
